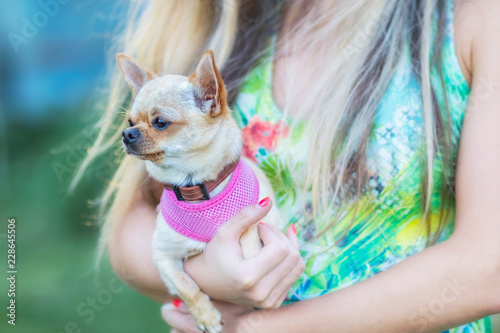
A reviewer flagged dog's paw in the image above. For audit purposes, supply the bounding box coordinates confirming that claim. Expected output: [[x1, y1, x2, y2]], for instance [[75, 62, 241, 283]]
[[191, 300, 223, 333]]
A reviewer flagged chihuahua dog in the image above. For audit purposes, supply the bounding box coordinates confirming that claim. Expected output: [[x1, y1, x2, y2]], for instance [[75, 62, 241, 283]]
[[117, 50, 282, 333]]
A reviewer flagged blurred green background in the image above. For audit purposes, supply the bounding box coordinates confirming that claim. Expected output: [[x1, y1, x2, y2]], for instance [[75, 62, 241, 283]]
[[0, 1, 498, 333], [0, 1, 167, 332]]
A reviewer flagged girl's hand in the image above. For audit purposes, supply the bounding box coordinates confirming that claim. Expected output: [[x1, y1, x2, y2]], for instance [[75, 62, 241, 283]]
[[162, 300, 252, 333], [184, 199, 305, 309]]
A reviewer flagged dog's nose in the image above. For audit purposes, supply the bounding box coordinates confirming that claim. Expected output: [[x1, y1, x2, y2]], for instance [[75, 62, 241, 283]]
[[122, 128, 141, 144]]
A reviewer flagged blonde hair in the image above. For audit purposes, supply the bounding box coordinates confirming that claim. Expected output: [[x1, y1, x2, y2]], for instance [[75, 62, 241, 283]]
[[277, 0, 451, 244], [74, 0, 452, 262]]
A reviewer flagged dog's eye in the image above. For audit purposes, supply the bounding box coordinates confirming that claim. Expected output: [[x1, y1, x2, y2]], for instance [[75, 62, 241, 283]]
[[153, 118, 171, 130], [128, 119, 134, 127]]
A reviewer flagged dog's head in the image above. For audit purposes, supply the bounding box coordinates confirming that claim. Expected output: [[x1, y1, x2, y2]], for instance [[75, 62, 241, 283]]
[[117, 50, 231, 166]]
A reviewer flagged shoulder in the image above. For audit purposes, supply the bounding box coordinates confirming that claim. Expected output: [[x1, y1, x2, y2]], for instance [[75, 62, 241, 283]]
[[454, 0, 500, 84]]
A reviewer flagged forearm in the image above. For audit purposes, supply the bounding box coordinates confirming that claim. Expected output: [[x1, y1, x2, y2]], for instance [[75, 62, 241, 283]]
[[242, 236, 499, 333], [109, 203, 174, 303]]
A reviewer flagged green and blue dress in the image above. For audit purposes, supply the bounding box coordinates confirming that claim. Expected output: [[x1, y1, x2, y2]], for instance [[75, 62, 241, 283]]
[[232, 0, 489, 331]]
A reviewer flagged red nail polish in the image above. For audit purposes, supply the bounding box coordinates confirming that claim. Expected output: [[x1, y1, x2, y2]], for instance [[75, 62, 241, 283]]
[[172, 299, 182, 308], [258, 197, 269, 207], [290, 223, 297, 235]]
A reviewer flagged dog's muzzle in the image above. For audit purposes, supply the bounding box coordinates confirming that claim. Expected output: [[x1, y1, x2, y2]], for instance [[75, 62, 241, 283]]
[[122, 128, 141, 145]]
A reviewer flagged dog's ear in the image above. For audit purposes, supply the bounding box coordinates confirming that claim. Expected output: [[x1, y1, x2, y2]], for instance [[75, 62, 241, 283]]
[[116, 53, 156, 93], [189, 50, 227, 117]]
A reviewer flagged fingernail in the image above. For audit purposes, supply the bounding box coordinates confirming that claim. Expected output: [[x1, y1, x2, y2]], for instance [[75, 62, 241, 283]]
[[258, 197, 269, 207], [259, 222, 266, 226], [172, 299, 182, 308], [290, 223, 297, 235]]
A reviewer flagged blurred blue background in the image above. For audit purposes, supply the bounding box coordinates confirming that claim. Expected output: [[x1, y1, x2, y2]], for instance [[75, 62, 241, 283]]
[[1, 0, 115, 117], [0, 1, 167, 332]]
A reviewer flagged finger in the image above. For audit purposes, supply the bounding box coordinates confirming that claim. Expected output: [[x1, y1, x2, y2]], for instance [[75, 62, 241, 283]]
[[258, 222, 288, 247], [273, 286, 291, 309], [248, 245, 302, 308], [161, 304, 202, 332], [285, 224, 300, 250], [243, 223, 289, 278], [262, 222, 294, 249], [217, 199, 273, 240], [171, 299, 190, 314], [267, 256, 305, 308]]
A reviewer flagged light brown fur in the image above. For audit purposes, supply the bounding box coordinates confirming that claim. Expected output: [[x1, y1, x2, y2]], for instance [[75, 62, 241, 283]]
[[117, 51, 282, 333]]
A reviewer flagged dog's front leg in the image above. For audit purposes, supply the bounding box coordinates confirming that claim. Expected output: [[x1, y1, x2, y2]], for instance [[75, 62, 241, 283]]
[[153, 251, 223, 333], [240, 201, 283, 259], [240, 224, 262, 258]]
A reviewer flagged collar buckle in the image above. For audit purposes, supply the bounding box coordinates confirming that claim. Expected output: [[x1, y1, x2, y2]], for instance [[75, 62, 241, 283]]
[[173, 183, 210, 201]]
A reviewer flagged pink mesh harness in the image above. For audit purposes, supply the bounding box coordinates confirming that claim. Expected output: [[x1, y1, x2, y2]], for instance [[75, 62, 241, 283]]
[[159, 160, 260, 242]]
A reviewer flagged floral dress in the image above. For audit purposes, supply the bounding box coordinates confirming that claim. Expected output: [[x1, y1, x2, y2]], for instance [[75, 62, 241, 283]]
[[231, 0, 490, 332]]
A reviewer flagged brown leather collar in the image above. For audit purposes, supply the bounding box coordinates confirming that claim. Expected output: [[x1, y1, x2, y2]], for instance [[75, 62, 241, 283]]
[[163, 159, 240, 201]]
